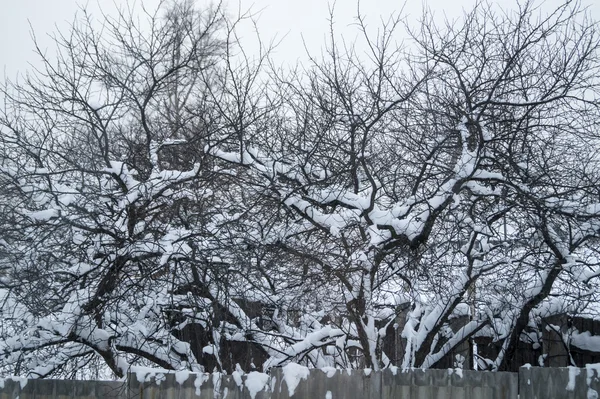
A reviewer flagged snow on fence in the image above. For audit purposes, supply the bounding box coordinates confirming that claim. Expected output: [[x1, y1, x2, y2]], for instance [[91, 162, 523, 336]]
[[519, 365, 600, 399], [5, 365, 600, 398]]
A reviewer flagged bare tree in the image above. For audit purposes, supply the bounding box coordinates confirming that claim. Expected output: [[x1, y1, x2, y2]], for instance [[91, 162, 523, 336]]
[[2, 0, 600, 379], [208, 0, 600, 371], [0, 0, 233, 378]]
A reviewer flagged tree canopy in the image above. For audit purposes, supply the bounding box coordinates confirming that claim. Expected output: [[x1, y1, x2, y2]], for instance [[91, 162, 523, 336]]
[[1, 0, 600, 378]]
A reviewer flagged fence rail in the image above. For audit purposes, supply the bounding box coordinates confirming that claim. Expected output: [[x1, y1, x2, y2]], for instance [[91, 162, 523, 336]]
[[2, 366, 600, 398]]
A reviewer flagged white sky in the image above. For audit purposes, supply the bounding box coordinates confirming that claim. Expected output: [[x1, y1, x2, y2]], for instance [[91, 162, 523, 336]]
[[1, 0, 599, 79]]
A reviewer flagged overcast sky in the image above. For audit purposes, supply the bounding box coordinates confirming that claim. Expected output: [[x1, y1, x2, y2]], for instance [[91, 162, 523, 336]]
[[1, 0, 599, 80]]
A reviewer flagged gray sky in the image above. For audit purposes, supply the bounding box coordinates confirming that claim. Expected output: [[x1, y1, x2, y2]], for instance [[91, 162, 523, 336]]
[[1, 0, 599, 80]]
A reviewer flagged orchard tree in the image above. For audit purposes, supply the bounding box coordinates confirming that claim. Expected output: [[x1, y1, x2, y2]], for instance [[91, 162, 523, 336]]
[[2, 0, 600, 379], [208, 0, 600, 371], [0, 0, 240, 378]]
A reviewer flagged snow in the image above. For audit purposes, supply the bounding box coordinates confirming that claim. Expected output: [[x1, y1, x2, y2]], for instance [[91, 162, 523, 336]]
[[232, 370, 243, 387], [572, 331, 600, 352], [450, 303, 471, 318], [566, 366, 580, 391], [175, 370, 190, 385], [270, 375, 277, 393], [326, 391, 333, 399], [155, 373, 166, 385], [321, 367, 337, 378], [213, 373, 222, 396], [123, 369, 269, 399], [28, 209, 59, 221], [587, 364, 600, 386], [194, 373, 209, 396], [263, 327, 344, 369], [282, 362, 310, 396], [245, 371, 270, 399], [131, 366, 173, 383]]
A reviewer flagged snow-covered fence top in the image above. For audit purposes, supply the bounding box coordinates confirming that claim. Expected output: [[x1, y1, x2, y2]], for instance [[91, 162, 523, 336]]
[[0, 365, 520, 399], [12, 364, 600, 398], [519, 365, 600, 399]]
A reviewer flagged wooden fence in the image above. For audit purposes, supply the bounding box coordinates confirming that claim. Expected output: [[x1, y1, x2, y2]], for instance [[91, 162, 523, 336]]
[[2, 365, 600, 398]]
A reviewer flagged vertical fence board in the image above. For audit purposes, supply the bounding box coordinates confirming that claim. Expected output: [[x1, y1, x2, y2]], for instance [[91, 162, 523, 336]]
[[0, 379, 24, 399]]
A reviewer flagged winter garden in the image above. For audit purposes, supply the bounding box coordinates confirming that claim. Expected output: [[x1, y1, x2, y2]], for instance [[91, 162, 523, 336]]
[[1, 0, 600, 380]]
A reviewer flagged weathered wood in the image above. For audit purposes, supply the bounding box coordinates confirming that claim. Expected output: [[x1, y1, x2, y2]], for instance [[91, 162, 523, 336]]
[[0, 367, 520, 399]]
